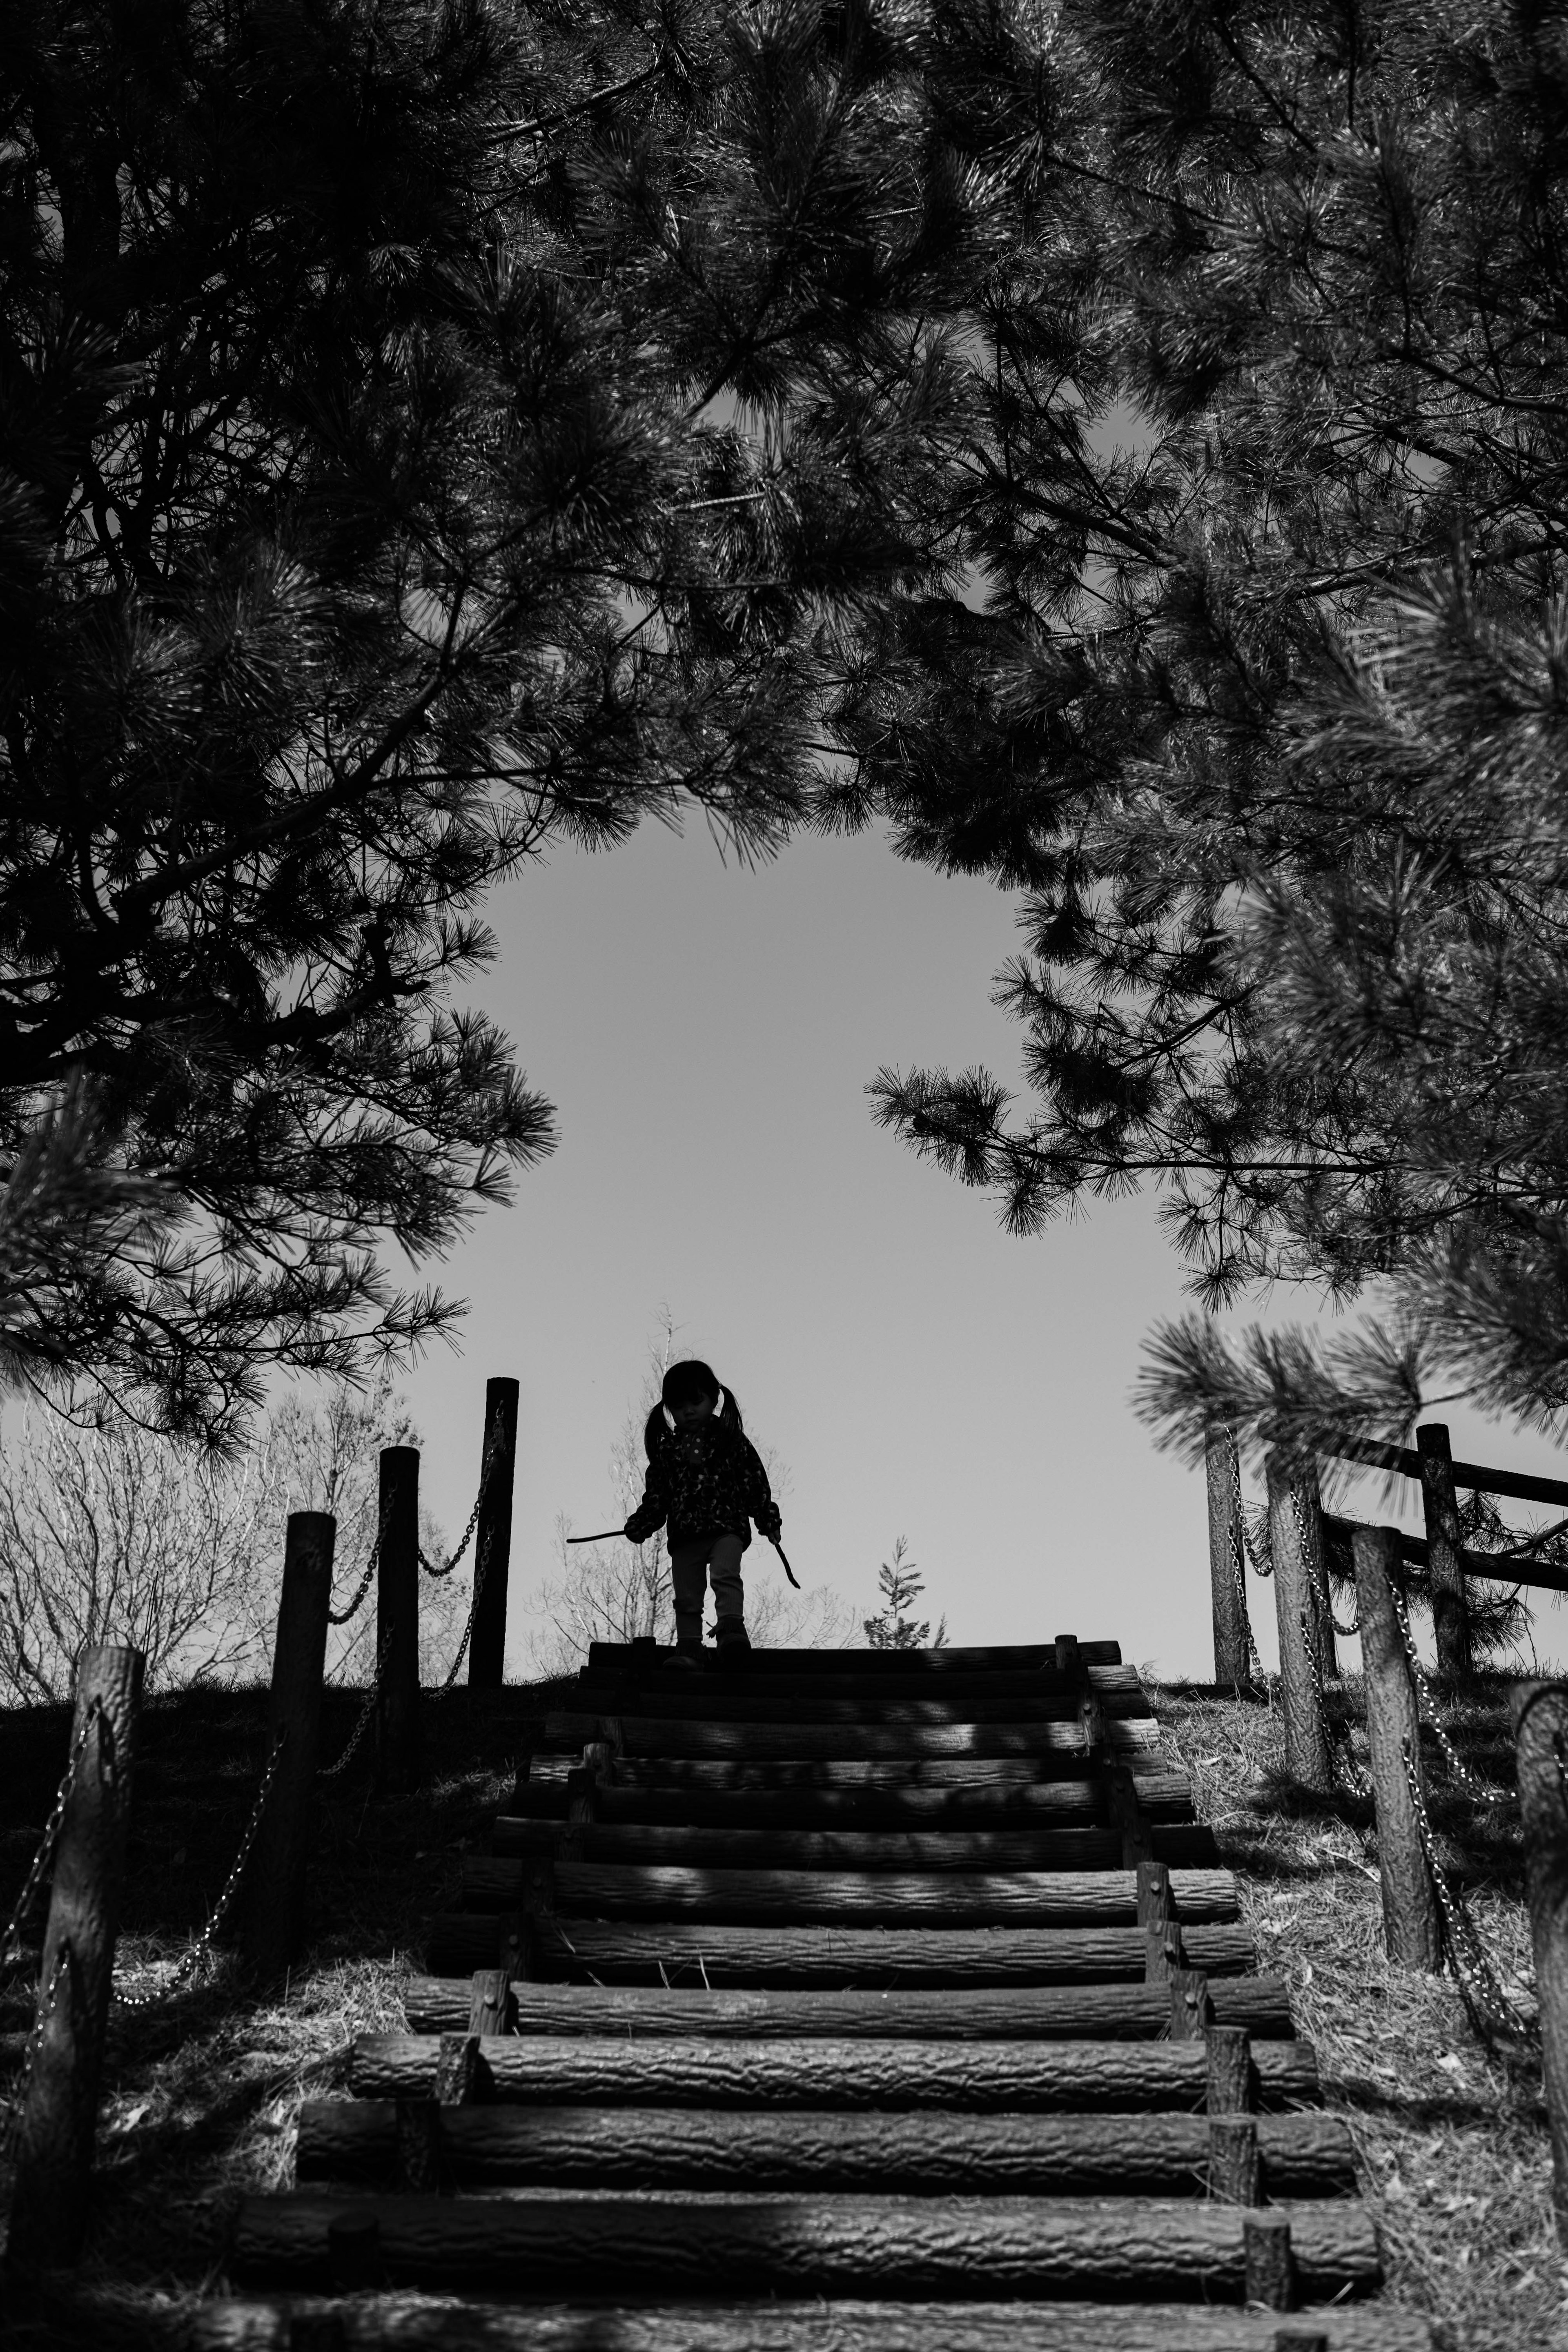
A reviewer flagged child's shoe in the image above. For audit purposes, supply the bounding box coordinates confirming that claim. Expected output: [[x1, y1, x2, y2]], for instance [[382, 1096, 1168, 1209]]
[[714, 1620, 752, 1669], [671, 1637, 703, 1672]]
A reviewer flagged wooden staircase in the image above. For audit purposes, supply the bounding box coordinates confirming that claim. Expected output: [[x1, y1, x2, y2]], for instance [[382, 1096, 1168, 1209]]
[[222, 1638, 1431, 2348]]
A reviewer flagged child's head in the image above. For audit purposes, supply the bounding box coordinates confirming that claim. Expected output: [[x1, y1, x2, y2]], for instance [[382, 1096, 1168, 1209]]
[[644, 1359, 743, 1454]]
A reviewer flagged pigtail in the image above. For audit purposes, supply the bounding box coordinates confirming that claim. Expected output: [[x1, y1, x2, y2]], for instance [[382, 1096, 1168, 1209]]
[[643, 1403, 668, 1460], [715, 1385, 744, 1435]]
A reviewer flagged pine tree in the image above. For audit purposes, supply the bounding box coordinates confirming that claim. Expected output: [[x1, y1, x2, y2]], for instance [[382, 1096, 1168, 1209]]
[[863, 1538, 945, 1649], [0, 0, 1001, 1441], [835, 0, 1568, 1465]]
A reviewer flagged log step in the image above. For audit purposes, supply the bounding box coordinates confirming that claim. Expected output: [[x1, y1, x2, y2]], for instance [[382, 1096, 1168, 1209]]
[[401, 1980, 1296, 2042], [195, 2296, 1433, 2351], [514, 1771, 1197, 1826], [537, 1714, 1162, 1761], [422, 1916, 1257, 1986], [463, 1859, 1240, 1925], [526, 1753, 1178, 1791], [585, 1640, 1124, 1675], [229, 2189, 1380, 2300], [355, 2031, 1320, 2108], [492, 1820, 1222, 1873], [298, 2101, 1356, 2196], [560, 1670, 1149, 1724]]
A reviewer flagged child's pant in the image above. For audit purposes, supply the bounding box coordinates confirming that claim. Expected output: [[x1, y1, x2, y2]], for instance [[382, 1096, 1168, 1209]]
[[668, 1532, 745, 1643]]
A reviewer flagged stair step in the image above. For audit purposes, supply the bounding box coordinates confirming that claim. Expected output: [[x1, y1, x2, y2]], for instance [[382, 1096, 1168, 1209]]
[[356, 2029, 1319, 2107], [463, 1859, 1238, 1925], [298, 2102, 1356, 2196], [586, 1641, 1124, 1675], [494, 1820, 1221, 1873], [196, 2296, 1432, 2351], [526, 1752, 1178, 1790], [537, 1713, 1161, 1761], [562, 1668, 1147, 1722], [423, 1916, 1256, 1985], [402, 1979, 1295, 2042], [230, 2189, 1379, 2300], [515, 1772, 1196, 1828]]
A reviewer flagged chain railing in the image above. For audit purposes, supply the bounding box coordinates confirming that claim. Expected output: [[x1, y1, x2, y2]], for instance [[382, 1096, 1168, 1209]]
[[112, 1733, 286, 2008], [1300, 1603, 1369, 1793], [1220, 1430, 1268, 1686], [1400, 1737, 1536, 2049], [1389, 1581, 1503, 1798], [0, 1699, 104, 1978], [436, 1523, 492, 1691], [2, 1941, 70, 2155], [328, 1495, 393, 1626], [419, 1412, 502, 1581], [318, 1639, 389, 1780]]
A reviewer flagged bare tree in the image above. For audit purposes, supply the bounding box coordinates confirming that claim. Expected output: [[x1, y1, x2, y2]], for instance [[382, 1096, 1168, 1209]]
[[0, 1405, 280, 1702]]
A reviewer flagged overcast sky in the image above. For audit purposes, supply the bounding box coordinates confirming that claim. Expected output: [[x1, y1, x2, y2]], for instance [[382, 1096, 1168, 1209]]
[[392, 815, 1568, 1682]]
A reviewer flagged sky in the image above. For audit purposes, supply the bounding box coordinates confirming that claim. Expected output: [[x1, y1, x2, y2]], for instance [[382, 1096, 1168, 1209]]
[[392, 813, 1568, 1683]]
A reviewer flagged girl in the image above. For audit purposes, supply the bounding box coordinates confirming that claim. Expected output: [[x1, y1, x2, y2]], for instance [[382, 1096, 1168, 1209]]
[[623, 1359, 781, 1664]]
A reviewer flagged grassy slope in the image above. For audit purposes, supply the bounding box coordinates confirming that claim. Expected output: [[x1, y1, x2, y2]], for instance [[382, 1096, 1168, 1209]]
[[0, 1670, 1565, 2346]]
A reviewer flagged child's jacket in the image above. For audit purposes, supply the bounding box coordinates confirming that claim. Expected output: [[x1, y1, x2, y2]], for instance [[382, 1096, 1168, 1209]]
[[624, 1421, 782, 1551]]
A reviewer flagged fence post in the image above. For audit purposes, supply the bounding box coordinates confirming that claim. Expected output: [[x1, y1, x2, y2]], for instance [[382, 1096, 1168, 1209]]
[[1205, 1431, 1254, 1693], [243, 1512, 334, 1977], [1417, 1421, 1474, 1687], [1266, 1453, 1332, 1792], [1352, 1524, 1441, 1969], [1513, 1681, 1568, 2246], [6, 1643, 144, 2278], [468, 1377, 519, 1689], [376, 1445, 422, 1795]]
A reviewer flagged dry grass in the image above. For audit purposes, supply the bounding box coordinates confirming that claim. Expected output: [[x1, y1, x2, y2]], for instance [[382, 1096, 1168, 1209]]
[[1147, 1673, 1568, 2352]]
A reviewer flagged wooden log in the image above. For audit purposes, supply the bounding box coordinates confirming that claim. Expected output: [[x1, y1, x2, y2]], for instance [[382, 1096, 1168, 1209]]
[[1169, 1969, 1212, 2040], [327, 2212, 384, 2292], [375, 1446, 422, 1795], [464, 1857, 1241, 1927], [565, 1668, 1151, 1722], [586, 1640, 1124, 1676], [1417, 1422, 1473, 1687], [1514, 1679, 1568, 2245], [467, 1968, 513, 2036], [1266, 1454, 1332, 1793], [1207, 2115, 1261, 2204], [1244, 2210, 1294, 2310], [518, 1771, 1199, 1829], [535, 1713, 1163, 1762], [1205, 1433, 1256, 1694], [229, 2190, 1380, 2300], [495, 1817, 1123, 1871], [532, 1753, 1183, 1794], [394, 2100, 446, 2194], [1206, 2027, 1254, 2115], [423, 1915, 1257, 1987], [356, 2031, 1320, 2109], [5, 1644, 144, 2276], [468, 1376, 518, 1690], [1055, 1633, 1080, 1677], [243, 1512, 334, 1976], [296, 2102, 1355, 2197], [403, 1978, 1295, 2044], [190, 2297, 1435, 2352], [1352, 1525, 1441, 1969]]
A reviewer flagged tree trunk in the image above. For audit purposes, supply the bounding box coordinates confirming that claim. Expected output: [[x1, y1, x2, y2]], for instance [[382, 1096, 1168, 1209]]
[[1513, 1680, 1568, 2245], [468, 1377, 518, 1690], [1351, 1526, 1440, 1969], [1205, 1434, 1254, 1692], [1266, 1454, 1332, 1792]]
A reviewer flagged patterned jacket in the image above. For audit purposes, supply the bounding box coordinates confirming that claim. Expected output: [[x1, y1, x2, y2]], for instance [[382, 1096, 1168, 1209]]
[[624, 1421, 782, 1551]]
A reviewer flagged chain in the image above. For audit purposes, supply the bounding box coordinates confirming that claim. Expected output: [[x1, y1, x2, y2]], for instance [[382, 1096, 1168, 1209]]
[[328, 1496, 392, 1626], [2, 1940, 70, 2154], [435, 1523, 492, 1692], [112, 1734, 286, 2007], [316, 1640, 389, 1780], [1389, 1582, 1501, 1797], [1401, 1737, 1536, 2048], [0, 1700, 103, 1976], [419, 1413, 502, 1581], [1301, 1605, 1369, 1792], [1221, 1430, 1267, 1684]]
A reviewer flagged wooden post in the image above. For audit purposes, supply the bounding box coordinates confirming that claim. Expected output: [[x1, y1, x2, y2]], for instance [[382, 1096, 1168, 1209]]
[[468, 1376, 519, 1689], [1053, 1632, 1080, 1678], [6, 1644, 144, 2277], [1244, 2210, 1294, 2309], [1205, 1432, 1254, 1692], [1105, 1763, 1154, 1867], [1418, 1421, 1473, 1687], [1168, 1967, 1212, 2039], [1514, 1680, 1568, 2245], [1208, 2114, 1260, 2203], [243, 1512, 334, 1977], [1352, 1524, 1441, 1969], [376, 1445, 422, 1795], [1266, 1453, 1333, 1792], [468, 1968, 514, 2036], [1206, 2024, 1253, 2115]]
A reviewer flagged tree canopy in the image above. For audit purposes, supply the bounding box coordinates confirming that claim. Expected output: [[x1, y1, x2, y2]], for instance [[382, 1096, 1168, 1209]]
[[0, 0, 996, 1439], [844, 0, 1568, 1464]]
